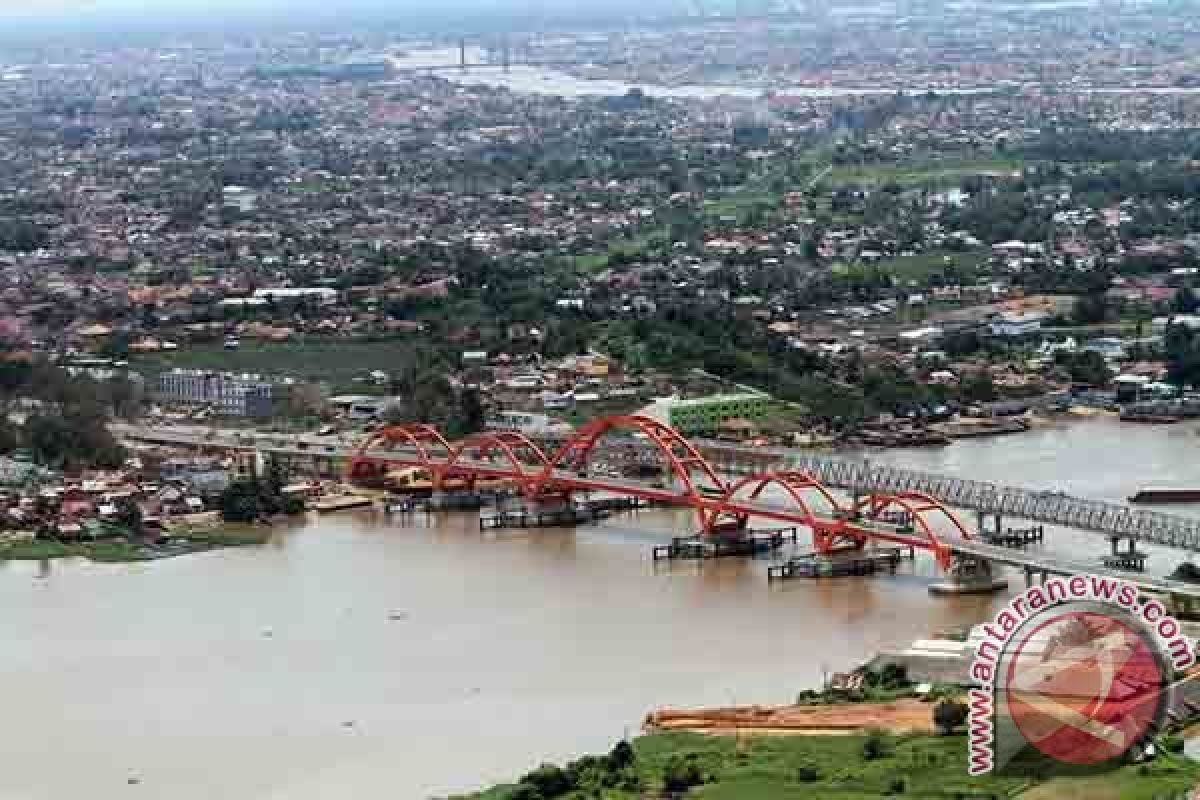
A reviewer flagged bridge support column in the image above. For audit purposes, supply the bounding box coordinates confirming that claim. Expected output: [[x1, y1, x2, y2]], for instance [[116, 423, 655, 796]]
[[1110, 535, 1139, 557], [930, 555, 1009, 596], [1023, 567, 1050, 588], [1103, 535, 1148, 572], [975, 512, 1005, 539]]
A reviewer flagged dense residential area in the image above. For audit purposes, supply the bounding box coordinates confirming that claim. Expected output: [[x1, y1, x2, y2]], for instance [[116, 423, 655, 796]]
[[4, 33, 1200, 447]]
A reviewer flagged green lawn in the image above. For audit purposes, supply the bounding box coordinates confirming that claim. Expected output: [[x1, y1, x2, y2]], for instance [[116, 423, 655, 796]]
[[825, 159, 1026, 188], [465, 731, 1200, 800], [862, 249, 989, 285], [0, 528, 271, 563], [129, 338, 426, 390], [0, 538, 150, 562], [703, 192, 779, 220], [571, 228, 671, 273]]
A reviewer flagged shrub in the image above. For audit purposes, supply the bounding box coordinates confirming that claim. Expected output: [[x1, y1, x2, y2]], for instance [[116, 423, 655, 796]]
[[1162, 735, 1186, 754], [281, 493, 307, 515], [796, 764, 820, 782], [519, 764, 572, 798], [878, 663, 910, 689], [662, 755, 704, 793], [933, 699, 969, 734], [609, 739, 635, 770], [889, 776, 907, 794], [507, 783, 541, 800], [863, 729, 890, 761]]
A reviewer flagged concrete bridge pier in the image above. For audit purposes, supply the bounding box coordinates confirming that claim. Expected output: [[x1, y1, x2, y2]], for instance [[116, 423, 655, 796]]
[[929, 555, 1009, 596], [428, 489, 486, 511], [1022, 566, 1051, 588], [1103, 535, 1148, 572], [974, 511, 1004, 538]]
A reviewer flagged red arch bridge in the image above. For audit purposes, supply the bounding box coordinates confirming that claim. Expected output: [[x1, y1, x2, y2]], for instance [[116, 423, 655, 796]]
[[348, 414, 982, 574]]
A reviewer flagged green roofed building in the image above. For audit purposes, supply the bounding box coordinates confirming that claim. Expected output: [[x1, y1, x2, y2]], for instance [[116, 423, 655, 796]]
[[639, 392, 773, 435]]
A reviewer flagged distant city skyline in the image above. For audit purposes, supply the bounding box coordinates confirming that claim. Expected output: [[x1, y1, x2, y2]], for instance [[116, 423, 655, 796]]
[[0, 0, 675, 29]]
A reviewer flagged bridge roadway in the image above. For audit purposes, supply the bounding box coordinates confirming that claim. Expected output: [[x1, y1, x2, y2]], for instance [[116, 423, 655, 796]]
[[114, 424, 1200, 596], [114, 423, 1200, 547]]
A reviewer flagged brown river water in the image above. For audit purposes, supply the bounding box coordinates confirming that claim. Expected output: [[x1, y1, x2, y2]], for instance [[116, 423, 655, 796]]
[[2, 417, 1198, 799]]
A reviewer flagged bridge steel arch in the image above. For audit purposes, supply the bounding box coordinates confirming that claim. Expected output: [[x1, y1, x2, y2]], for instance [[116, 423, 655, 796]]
[[444, 430, 554, 495], [543, 414, 727, 523], [847, 491, 974, 570], [707, 470, 847, 537], [347, 423, 454, 482]]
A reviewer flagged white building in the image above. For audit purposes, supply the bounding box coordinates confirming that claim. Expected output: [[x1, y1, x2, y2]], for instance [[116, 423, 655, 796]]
[[252, 287, 338, 306], [1153, 314, 1200, 335], [158, 370, 274, 417], [222, 185, 258, 213], [989, 311, 1047, 338]]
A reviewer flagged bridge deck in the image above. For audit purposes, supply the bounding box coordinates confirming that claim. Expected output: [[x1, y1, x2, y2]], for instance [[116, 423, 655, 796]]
[[114, 424, 1200, 557]]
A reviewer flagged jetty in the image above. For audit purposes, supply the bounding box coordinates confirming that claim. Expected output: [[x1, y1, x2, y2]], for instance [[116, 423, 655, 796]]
[[767, 546, 914, 581]]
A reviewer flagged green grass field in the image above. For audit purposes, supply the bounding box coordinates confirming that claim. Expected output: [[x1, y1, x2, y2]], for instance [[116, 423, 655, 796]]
[[466, 731, 1200, 800], [703, 192, 779, 220], [129, 338, 426, 391], [0, 538, 148, 562], [572, 228, 671, 273], [825, 159, 1026, 188], [0, 525, 271, 563], [836, 249, 990, 286]]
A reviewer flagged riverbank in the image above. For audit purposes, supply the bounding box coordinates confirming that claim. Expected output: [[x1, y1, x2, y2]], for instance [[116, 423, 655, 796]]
[[0, 523, 271, 563], [463, 729, 1200, 800], [644, 697, 938, 735]]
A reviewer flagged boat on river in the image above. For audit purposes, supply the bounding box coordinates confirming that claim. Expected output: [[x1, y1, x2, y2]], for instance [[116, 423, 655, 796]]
[[1128, 488, 1200, 504]]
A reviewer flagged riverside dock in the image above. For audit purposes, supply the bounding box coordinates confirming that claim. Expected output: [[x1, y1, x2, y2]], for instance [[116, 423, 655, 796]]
[[767, 546, 915, 581], [313, 495, 374, 513], [982, 525, 1045, 547], [479, 496, 645, 531], [652, 527, 799, 561]]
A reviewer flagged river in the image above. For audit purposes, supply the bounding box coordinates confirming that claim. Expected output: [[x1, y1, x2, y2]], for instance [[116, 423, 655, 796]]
[[387, 47, 1200, 99], [1, 416, 1197, 799]]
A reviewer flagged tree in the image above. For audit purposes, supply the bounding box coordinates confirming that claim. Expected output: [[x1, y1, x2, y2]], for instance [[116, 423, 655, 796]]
[[219, 478, 262, 523], [520, 764, 572, 798], [507, 783, 541, 800], [1166, 324, 1200, 387], [608, 740, 635, 771], [959, 372, 998, 403], [862, 729, 890, 760], [1172, 287, 1200, 315], [662, 755, 704, 793], [24, 412, 125, 470], [1055, 350, 1112, 386], [106, 374, 144, 420], [0, 420, 18, 454], [933, 699, 968, 735], [458, 387, 485, 436], [114, 497, 144, 536], [1071, 293, 1111, 326]]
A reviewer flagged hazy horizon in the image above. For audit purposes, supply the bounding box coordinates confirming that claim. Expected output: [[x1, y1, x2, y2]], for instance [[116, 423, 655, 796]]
[[0, 0, 684, 39]]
